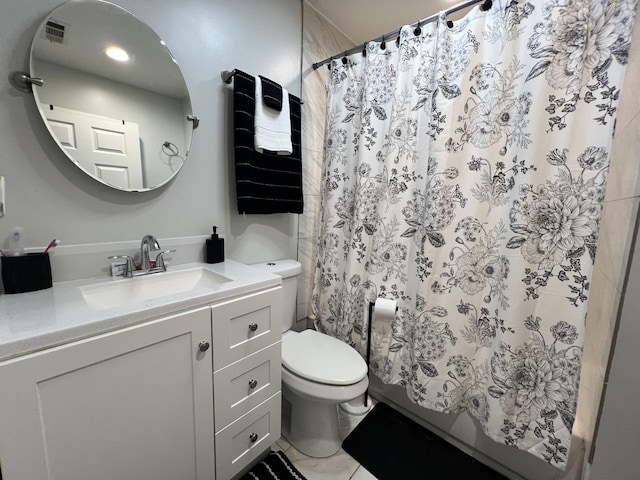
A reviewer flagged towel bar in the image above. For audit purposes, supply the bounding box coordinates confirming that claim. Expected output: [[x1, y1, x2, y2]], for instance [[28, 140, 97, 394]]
[[221, 69, 237, 84], [221, 70, 303, 104]]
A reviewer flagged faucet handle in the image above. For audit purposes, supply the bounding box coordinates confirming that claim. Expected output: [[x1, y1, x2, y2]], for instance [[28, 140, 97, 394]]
[[154, 250, 176, 271], [108, 255, 135, 277]]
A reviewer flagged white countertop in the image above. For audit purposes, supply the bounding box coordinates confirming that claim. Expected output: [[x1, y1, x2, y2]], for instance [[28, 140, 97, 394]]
[[0, 260, 281, 362]]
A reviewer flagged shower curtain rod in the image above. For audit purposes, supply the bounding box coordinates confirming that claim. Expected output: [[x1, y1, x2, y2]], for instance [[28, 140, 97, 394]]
[[311, 0, 491, 70]]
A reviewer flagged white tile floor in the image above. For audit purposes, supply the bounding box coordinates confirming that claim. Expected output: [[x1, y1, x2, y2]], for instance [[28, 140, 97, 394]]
[[272, 401, 379, 480], [273, 436, 377, 480]]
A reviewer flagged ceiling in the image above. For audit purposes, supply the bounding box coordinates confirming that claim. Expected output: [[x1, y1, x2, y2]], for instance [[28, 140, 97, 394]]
[[32, 1, 188, 99], [305, 0, 479, 45]]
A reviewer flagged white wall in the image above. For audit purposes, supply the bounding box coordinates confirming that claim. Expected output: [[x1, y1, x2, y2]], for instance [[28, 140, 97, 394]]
[[0, 0, 302, 280]]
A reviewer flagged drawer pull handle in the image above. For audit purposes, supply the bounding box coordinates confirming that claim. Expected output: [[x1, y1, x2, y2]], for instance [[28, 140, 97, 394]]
[[248, 379, 258, 389], [198, 341, 210, 352], [248, 323, 259, 332], [249, 432, 259, 443]]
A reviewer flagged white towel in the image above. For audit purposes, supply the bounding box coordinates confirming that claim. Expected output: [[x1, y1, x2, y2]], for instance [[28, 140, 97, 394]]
[[254, 78, 292, 155]]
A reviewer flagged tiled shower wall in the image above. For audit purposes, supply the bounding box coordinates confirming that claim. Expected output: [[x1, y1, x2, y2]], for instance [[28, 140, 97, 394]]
[[297, 3, 354, 321], [576, 15, 640, 476]]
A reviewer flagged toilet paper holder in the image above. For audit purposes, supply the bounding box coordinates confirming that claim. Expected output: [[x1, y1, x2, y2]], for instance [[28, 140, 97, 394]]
[[365, 300, 398, 407]]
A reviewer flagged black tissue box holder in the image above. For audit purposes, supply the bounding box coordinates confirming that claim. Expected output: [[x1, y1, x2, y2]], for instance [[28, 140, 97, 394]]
[[1, 253, 52, 294]]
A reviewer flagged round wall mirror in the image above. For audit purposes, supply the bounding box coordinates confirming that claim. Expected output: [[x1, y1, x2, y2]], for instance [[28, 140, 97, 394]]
[[30, 0, 195, 192]]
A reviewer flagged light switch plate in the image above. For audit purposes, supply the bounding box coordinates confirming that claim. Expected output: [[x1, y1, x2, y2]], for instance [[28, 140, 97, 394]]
[[0, 176, 5, 217]]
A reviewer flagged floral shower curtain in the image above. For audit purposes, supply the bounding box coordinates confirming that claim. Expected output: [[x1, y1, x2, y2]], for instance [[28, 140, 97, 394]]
[[312, 0, 636, 468]]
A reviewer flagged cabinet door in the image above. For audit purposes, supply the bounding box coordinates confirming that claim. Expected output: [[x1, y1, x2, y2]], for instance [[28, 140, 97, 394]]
[[0, 307, 214, 480]]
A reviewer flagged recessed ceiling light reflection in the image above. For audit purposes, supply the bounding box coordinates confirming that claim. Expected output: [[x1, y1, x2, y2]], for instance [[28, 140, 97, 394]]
[[105, 46, 129, 62]]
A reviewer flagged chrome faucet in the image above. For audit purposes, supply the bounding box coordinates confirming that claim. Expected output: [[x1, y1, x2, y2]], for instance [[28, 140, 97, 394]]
[[107, 235, 176, 277], [140, 235, 160, 271]]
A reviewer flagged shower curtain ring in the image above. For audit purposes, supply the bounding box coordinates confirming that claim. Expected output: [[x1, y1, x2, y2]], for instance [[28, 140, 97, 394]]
[[480, 0, 493, 11], [380, 35, 386, 50], [362, 43, 367, 57], [342, 51, 348, 64], [414, 21, 422, 36]]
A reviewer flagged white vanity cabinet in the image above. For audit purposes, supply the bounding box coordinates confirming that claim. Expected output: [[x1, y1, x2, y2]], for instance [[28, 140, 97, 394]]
[[0, 279, 284, 480], [211, 287, 283, 480], [0, 306, 215, 480]]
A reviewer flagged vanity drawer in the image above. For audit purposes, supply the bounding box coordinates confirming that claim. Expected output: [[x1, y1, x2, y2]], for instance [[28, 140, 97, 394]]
[[211, 287, 282, 370], [215, 392, 281, 480], [214, 342, 281, 431]]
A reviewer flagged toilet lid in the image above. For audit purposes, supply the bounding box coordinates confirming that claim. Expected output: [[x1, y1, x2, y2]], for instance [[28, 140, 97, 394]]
[[282, 330, 368, 385]]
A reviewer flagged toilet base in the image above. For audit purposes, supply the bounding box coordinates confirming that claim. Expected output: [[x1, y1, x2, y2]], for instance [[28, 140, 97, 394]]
[[282, 384, 342, 458], [339, 393, 373, 416]]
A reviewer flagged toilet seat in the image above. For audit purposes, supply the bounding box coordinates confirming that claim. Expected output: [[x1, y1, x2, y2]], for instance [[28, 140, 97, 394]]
[[282, 365, 369, 403], [282, 330, 368, 385]]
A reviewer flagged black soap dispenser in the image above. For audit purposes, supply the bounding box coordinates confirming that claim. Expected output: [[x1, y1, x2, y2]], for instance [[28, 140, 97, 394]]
[[206, 226, 225, 264]]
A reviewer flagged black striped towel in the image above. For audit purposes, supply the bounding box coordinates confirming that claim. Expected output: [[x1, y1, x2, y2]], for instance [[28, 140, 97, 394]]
[[240, 450, 307, 480], [259, 75, 283, 111], [233, 70, 303, 214]]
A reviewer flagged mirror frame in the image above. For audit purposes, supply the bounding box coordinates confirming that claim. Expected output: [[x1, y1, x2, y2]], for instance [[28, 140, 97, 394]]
[[29, 0, 196, 192]]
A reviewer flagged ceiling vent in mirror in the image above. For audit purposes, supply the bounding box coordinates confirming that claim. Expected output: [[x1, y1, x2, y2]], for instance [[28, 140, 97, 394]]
[[45, 20, 66, 43]]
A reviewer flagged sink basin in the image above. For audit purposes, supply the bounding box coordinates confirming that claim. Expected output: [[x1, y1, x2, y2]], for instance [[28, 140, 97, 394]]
[[80, 267, 232, 310]]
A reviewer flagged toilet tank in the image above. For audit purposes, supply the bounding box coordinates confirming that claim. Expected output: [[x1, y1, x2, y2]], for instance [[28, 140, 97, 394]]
[[250, 259, 302, 332]]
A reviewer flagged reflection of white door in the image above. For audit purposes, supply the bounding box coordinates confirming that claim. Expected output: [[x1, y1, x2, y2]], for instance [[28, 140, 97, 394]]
[[41, 104, 143, 190]]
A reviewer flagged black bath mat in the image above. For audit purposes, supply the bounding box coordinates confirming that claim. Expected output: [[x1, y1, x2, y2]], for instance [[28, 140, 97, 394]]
[[342, 402, 507, 479], [240, 450, 306, 480]]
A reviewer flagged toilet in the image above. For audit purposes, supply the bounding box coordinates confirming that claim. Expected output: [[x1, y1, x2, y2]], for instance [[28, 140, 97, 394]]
[[251, 259, 369, 458]]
